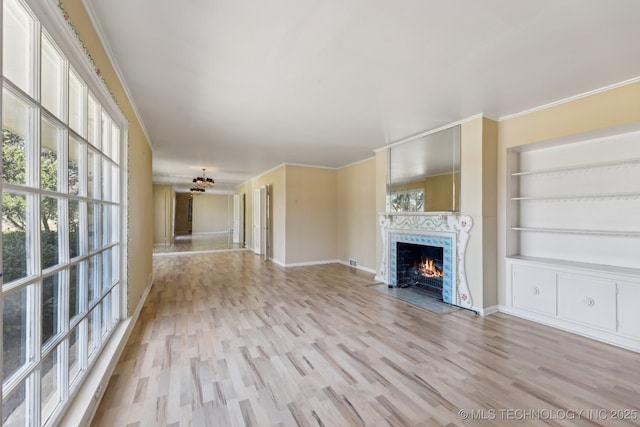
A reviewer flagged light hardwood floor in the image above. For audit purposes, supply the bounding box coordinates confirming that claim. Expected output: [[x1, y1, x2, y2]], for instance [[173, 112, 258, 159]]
[[92, 251, 640, 426]]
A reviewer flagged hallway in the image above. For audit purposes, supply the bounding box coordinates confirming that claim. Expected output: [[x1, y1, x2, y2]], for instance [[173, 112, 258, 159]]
[[92, 251, 640, 426], [153, 232, 245, 254]]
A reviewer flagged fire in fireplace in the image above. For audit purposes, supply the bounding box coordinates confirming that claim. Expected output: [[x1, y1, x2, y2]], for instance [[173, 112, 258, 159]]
[[396, 242, 444, 294]]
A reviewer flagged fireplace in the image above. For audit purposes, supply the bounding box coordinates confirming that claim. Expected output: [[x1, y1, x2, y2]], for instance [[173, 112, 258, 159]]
[[396, 242, 444, 294], [378, 212, 473, 309], [387, 231, 455, 304]]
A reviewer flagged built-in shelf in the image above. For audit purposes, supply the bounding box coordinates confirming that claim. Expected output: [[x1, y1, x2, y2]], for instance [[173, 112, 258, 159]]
[[506, 255, 640, 278], [505, 127, 640, 353], [512, 157, 640, 177], [511, 227, 640, 237], [511, 191, 640, 201]]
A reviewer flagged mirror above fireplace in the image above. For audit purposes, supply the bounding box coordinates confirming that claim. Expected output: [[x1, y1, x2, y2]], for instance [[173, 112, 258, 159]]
[[387, 125, 461, 212]]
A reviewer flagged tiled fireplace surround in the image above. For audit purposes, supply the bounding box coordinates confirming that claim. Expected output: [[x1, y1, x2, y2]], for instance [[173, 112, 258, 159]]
[[377, 212, 474, 309]]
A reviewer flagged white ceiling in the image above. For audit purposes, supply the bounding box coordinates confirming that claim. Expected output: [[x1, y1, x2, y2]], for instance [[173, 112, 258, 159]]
[[84, 0, 640, 194]]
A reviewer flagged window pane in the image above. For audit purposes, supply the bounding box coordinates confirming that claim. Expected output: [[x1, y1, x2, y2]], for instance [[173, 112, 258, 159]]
[[68, 325, 82, 387], [2, 379, 28, 426], [2, 88, 32, 186], [41, 196, 60, 269], [42, 273, 61, 346], [101, 293, 111, 336], [69, 200, 80, 259], [68, 70, 85, 135], [41, 347, 61, 424], [88, 202, 100, 251], [111, 245, 119, 285], [111, 205, 120, 244], [111, 165, 120, 203], [41, 36, 64, 118], [102, 159, 111, 202], [102, 204, 111, 246], [101, 111, 111, 156], [110, 287, 120, 325], [2, 0, 36, 95], [88, 307, 99, 359], [87, 93, 100, 148], [2, 191, 30, 283], [88, 254, 101, 304], [68, 263, 85, 320], [87, 148, 100, 199], [41, 117, 62, 192], [111, 123, 120, 163], [102, 249, 112, 291], [68, 136, 82, 195], [3, 286, 32, 381]]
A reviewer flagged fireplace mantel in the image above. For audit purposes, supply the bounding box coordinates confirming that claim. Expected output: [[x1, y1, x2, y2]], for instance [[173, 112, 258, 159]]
[[377, 212, 474, 309]]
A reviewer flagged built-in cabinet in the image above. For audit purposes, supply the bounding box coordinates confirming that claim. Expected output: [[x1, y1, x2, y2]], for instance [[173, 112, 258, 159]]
[[504, 127, 640, 352]]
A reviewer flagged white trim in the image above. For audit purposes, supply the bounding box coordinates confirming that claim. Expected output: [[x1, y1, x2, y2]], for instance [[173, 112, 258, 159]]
[[24, 0, 124, 125], [57, 274, 154, 427], [374, 113, 485, 153], [251, 163, 287, 181], [191, 231, 231, 236], [285, 163, 339, 170], [283, 259, 341, 268], [336, 260, 377, 275], [499, 76, 640, 121], [476, 305, 499, 316], [152, 248, 249, 257], [338, 155, 376, 170], [80, 0, 153, 149], [498, 305, 640, 354], [252, 162, 341, 182]]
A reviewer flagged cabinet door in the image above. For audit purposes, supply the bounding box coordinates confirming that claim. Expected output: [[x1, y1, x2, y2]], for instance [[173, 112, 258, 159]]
[[558, 274, 616, 331], [618, 282, 640, 339], [512, 265, 557, 315]]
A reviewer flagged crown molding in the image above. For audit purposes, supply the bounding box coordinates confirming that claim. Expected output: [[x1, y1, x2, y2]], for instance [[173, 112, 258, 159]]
[[81, 0, 153, 150]]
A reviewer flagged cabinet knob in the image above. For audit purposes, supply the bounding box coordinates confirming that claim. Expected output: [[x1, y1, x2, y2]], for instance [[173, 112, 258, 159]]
[[532, 286, 540, 295], [584, 296, 595, 307]]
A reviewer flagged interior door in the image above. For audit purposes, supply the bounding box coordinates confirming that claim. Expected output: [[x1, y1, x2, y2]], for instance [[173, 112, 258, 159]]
[[232, 193, 244, 244], [253, 188, 262, 254]]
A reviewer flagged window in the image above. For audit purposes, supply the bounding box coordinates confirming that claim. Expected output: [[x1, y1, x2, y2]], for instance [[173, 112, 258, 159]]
[[390, 189, 425, 212], [1, 0, 125, 425]]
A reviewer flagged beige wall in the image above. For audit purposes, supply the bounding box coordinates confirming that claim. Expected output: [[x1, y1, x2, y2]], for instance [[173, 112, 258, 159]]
[[374, 149, 388, 273], [174, 193, 192, 234], [239, 161, 378, 270], [245, 166, 287, 263], [460, 117, 498, 311], [337, 158, 377, 271], [285, 165, 338, 265], [192, 194, 231, 233], [497, 81, 640, 306], [61, 0, 153, 315], [152, 185, 175, 244]]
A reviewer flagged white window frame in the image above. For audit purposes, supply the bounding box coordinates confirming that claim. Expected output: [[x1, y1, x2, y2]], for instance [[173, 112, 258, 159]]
[[1, 0, 128, 425]]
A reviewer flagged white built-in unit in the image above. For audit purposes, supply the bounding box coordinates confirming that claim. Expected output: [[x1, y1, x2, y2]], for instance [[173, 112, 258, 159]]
[[504, 124, 640, 352]]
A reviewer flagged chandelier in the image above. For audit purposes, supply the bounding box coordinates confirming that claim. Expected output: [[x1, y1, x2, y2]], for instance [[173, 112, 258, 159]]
[[190, 168, 214, 194]]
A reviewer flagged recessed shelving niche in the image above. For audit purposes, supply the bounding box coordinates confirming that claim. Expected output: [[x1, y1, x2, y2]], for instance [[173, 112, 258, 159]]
[[504, 125, 640, 352], [507, 128, 640, 269]]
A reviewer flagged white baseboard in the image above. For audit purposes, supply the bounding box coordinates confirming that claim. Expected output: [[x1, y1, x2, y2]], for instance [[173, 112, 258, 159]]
[[270, 258, 286, 267], [336, 260, 377, 275], [57, 274, 155, 427], [284, 259, 341, 268], [153, 248, 249, 257], [267, 258, 377, 274], [498, 305, 640, 354]]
